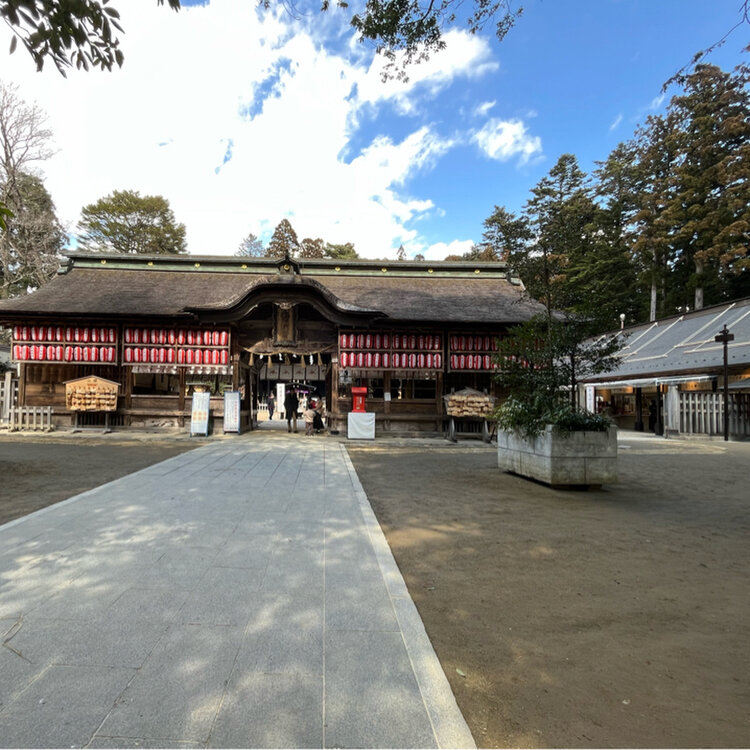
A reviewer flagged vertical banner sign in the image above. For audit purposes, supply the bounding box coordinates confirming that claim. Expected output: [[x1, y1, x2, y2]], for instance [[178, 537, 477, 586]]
[[223, 390, 241, 434], [585, 386, 595, 414], [190, 391, 211, 436]]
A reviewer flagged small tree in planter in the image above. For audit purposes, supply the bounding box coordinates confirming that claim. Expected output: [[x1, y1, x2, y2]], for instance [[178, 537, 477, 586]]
[[487, 154, 626, 485], [493, 316, 622, 487]]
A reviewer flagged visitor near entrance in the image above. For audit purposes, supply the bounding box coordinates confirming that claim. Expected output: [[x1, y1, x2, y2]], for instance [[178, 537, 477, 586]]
[[285, 388, 299, 433], [304, 403, 316, 436], [267, 392, 275, 420]]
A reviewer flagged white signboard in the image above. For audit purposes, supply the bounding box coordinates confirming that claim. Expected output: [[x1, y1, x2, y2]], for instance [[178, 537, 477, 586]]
[[190, 391, 211, 436], [223, 391, 241, 434]]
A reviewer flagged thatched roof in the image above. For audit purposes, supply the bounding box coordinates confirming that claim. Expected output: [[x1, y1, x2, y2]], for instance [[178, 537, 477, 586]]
[[0, 252, 545, 325]]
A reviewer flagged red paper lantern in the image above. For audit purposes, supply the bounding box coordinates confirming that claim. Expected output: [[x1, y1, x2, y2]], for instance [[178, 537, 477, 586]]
[[177, 349, 185, 364], [382, 353, 390, 368], [93, 347, 101, 362], [13, 345, 20, 359], [392, 353, 400, 368], [220, 350, 228, 365], [196, 349, 204, 365], [374, 333, 382, 349], [211, 330, 219, 347], [220, 331, 228, 347], [483, 354, 491, 370], [177, 330, 186, 345], [168, 330, 176, 345], [418, 335, 425, 350], [64, 346, 72, 361], [365, 352, 372, 368], [167, 348, 175, 364], [158, 348, 166, 363], [383, 334, 390, 349], [340, 352, 348, 367], [125, 348, 132, 363], [409, 353, 416, 368], [373, 352, 381, 368]]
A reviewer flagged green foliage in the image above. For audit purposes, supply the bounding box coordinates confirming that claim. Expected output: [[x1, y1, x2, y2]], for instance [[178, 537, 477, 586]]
[[0, 201, 12, 231], [324, 241, 359, 260], [2, 0, 179, 75], [347, 0, 521, 80], [77, 189, 187, 255], [493, 316, 620, 437]]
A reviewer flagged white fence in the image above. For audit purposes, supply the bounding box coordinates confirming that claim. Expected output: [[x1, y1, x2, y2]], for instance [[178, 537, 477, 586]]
[[0, 372, 18, 425], [678, 391, 750, 438], [8, 405, 53, 431]]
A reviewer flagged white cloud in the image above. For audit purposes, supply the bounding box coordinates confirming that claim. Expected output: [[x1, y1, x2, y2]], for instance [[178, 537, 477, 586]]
[[0, 0, 497, 259], [609, 113, 623, 131], [420, 239, 475, 261], [473, 118, 542, 164], [474, 100, 496, 117]]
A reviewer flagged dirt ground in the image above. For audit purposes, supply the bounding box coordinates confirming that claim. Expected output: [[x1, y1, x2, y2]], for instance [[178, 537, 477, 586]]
[[347, 437, 750, 748], [1, 430, 748, 748], [0, 432, 198, 525]]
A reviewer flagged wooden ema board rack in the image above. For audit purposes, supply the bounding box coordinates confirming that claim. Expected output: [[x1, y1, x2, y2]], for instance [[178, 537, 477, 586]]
[[64, 376, 121, 432]]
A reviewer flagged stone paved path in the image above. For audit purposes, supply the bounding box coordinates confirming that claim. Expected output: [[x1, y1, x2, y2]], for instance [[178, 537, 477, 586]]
[[0, 436, 474, 749]]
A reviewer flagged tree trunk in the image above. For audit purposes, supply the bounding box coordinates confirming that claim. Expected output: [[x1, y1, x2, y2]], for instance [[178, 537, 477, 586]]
[[694, 257, 704, 311]]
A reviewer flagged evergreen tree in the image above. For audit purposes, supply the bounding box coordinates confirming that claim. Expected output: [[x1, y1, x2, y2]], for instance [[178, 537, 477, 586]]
[[4, 173, 65, 295], [267, 218, 299, 258], [77, 190, 187, 255], [480, 206, 530, 263], [324, 242, 359, 260], [0, 81, 57, 298], [664, 63, 750, 310]]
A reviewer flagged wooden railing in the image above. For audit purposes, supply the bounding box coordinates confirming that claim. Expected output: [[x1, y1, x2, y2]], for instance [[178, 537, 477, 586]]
[[9, 406, 53, 432]]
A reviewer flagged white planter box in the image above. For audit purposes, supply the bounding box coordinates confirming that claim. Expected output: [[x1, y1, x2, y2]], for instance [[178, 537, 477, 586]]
[[497, 425, 618, 487]]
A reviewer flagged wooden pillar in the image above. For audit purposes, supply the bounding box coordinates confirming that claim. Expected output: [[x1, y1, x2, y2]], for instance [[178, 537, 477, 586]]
[[18, 363, 27, 406], [178, 368, 186, 427], [330, 357, 340, 427], [436, 370, 444, 432]]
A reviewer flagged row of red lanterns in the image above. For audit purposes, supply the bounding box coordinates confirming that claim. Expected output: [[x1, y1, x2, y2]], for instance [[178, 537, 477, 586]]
[[123, 347, 229, 365], [450, 354, 495, 370], [339, 333, 443, 351], [13, 345, 117, 363], [13, 326, 117, 344], [450, 335, 499, 352], [124, 328, 229, 347], [340, 352, 443, 369]]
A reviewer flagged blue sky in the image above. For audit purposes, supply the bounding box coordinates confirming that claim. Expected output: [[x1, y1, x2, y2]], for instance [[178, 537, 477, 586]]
[[1, 0, 747, 259]]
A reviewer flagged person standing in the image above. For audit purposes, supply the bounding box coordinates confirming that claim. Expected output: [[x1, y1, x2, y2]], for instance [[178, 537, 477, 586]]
[[267, 393, 275, 421], [284, 388, 299, 433]]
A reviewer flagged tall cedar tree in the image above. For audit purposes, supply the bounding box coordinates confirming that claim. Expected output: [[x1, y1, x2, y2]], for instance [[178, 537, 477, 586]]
[[77, 190, 187, 255], [663, 63, 750, 310], [266, 219, 300, 258]]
